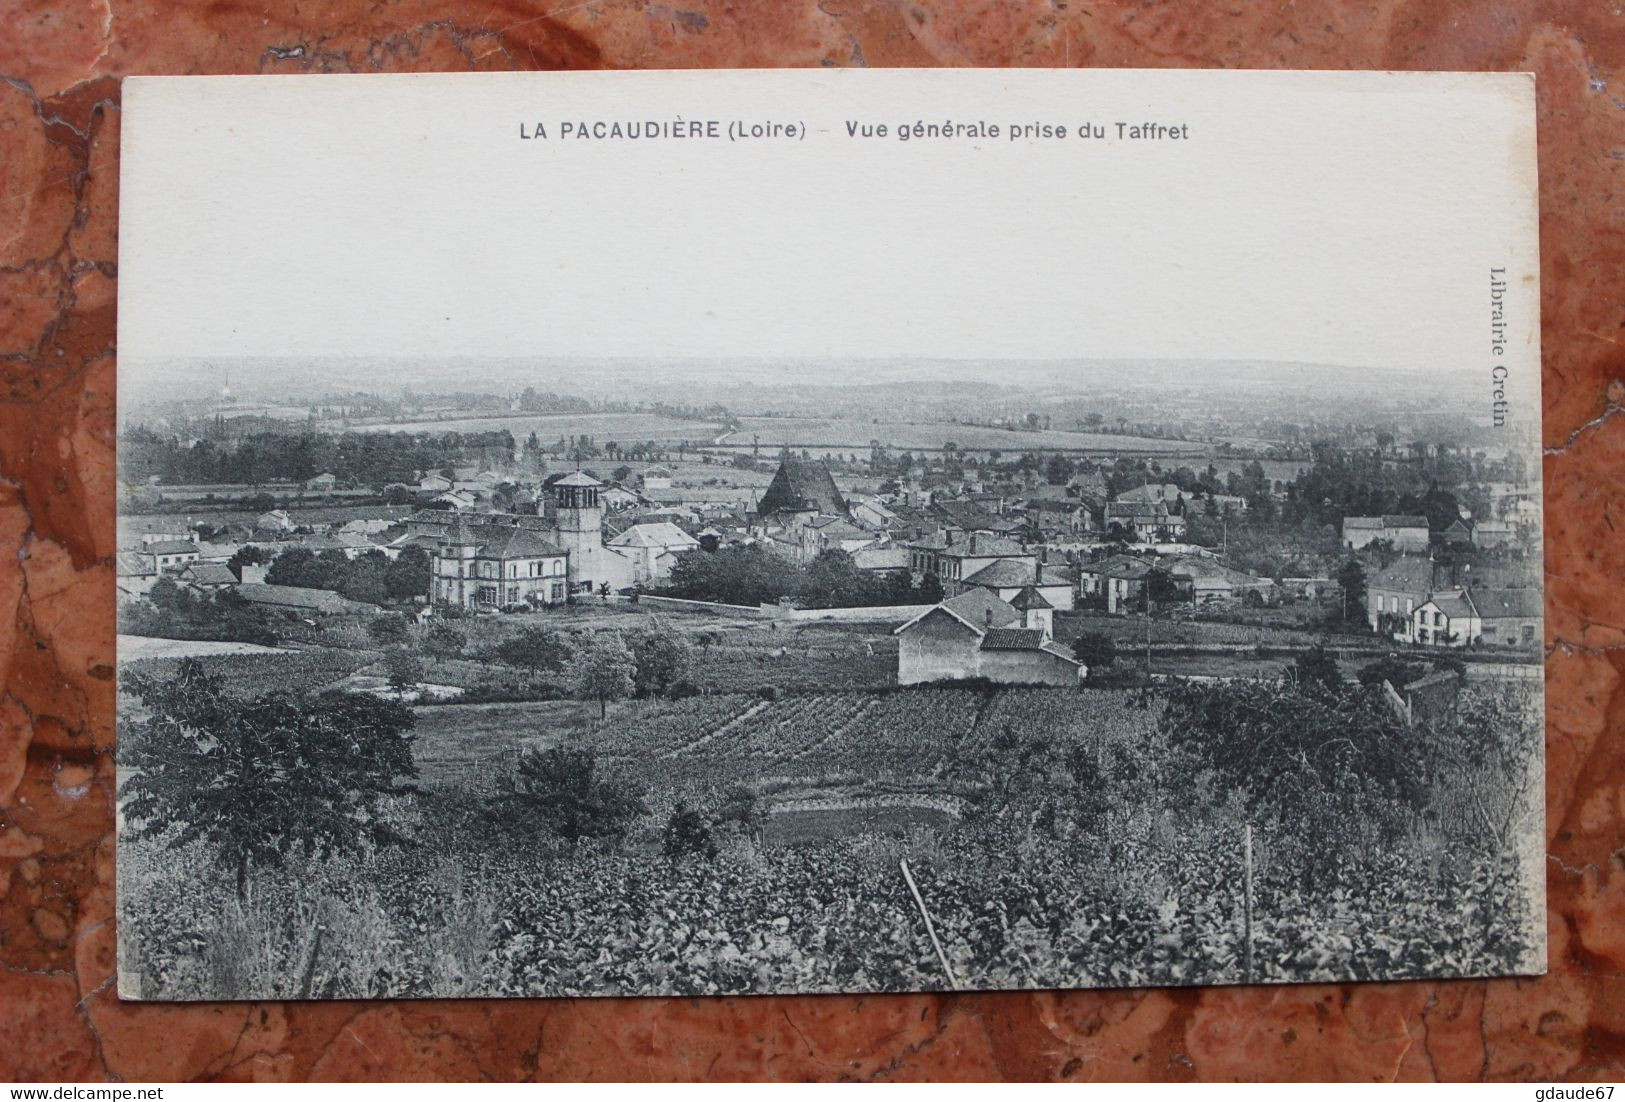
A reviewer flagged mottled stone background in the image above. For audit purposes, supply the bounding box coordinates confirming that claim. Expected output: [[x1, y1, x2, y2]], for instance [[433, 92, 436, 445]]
[[1, 0, 1622, 1082]]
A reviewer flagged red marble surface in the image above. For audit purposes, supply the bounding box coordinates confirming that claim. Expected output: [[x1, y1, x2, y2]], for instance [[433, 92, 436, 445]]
[[1, 0, 1622, 1082]]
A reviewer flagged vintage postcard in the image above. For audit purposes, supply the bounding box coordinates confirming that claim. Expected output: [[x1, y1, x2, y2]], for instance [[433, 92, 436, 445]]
[[115, 69, 1544, 999]]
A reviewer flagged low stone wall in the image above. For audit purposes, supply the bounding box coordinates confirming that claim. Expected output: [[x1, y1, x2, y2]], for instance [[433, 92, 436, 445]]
[[632, 594, 777, 618], [781, 603, 933, 624], [632, 594, 930, 624]]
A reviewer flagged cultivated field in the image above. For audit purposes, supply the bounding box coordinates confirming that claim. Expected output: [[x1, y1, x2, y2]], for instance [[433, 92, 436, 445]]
[[120, 676, 1540, 999]]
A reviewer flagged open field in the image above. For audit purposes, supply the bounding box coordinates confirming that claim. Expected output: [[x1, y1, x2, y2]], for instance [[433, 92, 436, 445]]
[[713, 416, 1207, 454], [356, 411, 724, 443], [117, 635, 282, 660]]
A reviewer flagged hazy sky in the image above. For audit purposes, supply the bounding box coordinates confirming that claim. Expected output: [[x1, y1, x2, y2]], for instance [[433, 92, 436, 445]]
[[119, 69, 1539, 395]]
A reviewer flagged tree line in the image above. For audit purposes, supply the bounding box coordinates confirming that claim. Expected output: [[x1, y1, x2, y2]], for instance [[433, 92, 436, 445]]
[[653, 545, 941, 609], [119, 427, 516, 489]]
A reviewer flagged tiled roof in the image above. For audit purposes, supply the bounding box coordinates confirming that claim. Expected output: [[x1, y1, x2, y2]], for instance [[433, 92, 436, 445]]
[[1473, 588, 1542, 619], [1038, 565, 1074, 586], [1010, 585, 1053, 611], [758, 459, 845, 517], [979, 627, 1047, 650], [608, 521, 699, 550], [475, 527, 566, 559], [852, 546, 910, 571], [179, 562, 237, 586], [116, 552, 155, 577], [940, 588, 1021, 629], [962, 558, 1037, 588], [1424, 592, 1478, 620], [1105, 501, 1169, 518], [146, 540, 198, 555], [234, 583, 378, 613], [1347, 515, 1429, 529], [940, 533, 1027, 558], [1370, 557, 1436, 592]]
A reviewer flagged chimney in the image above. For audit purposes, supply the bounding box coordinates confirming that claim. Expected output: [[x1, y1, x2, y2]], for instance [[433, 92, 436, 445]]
[[984, 609, 993, 628]]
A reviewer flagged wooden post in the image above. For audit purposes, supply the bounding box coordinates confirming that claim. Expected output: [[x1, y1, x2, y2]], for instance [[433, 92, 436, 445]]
[[1243, 823, 1255, 983], [900, 858, 960, 991]]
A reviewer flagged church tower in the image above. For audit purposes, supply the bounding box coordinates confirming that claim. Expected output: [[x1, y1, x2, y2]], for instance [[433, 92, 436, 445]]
[[552, 471, 606, 593]]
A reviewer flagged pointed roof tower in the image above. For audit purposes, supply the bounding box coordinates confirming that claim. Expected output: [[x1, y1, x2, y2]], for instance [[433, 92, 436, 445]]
[[1010, 584, 1054, 611], [757, 458, 846, 518]]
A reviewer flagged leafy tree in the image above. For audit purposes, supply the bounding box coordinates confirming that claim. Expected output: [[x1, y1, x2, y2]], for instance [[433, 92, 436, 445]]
[[496, 625, 573, 673], [1291, 644, 1344, 695], [1044, 454, 1076, 485], [630, 621, 686, 697], [226, 545, 268, 579], [571, 632, 637, 719], [488, 746, 646, 848], [422, 620, 467, 665], [339, 554, 389, 606], [918, 573, 944, 603], [1337, 558, 1367, 624], [1145, 567, 1182, 610], [119, 661, 417, 899], [148, 576, 183, 610], [661, 801, 717, 859], [1357, 654, 1430, 691], [383, 646, 424, 694], [266, 547, 338, 590], [1071, 631, 1117, 670], [384, 547, 431, 601], [367, 613, 413, 645]]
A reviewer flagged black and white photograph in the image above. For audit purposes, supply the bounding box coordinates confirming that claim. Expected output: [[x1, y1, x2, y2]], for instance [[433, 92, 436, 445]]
[[114, 69, 1545, 1000]]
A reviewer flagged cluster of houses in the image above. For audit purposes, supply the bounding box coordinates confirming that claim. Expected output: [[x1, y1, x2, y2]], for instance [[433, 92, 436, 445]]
[[118, 445, 1541, 667], [1365, 556, 1540, 649], [114, 454, 1297, 622]]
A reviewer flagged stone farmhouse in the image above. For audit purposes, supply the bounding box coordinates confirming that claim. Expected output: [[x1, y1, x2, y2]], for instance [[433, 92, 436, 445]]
[[1114, 482, 1183, 505], [1366, 556, 1438, 636], [141, 538, 200, 572], [1103, 501, 1186, 540], [606, 520, 701, 585], [958, 558, 1076, 610], [1412, 588, 1541, 648], [894, 588, 1084, 686], [1342, 515, 1430, 552], [907, 532, 1034, 596], [1079, 555, 1154, 614]]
